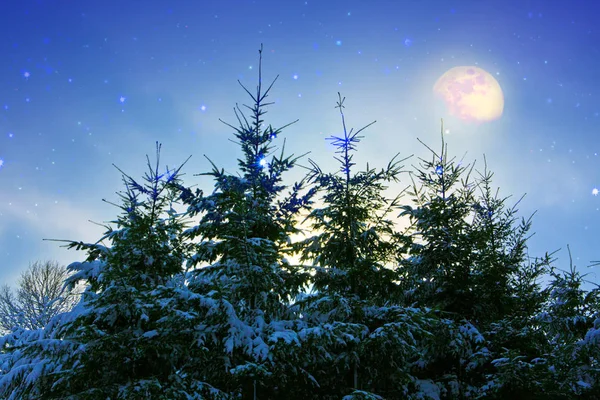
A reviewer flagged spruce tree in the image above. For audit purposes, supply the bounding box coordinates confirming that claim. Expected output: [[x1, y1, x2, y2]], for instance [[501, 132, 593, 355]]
[[481, 253, 600, 399], [0, 143, 229, 399], [395, 123, 553, 397], [172, 44, 315, 398], [398, 123, 477, 318], [294, 93, 444, 399], [1, 45, 598, 400], [297, 92, 408, 304], [493, 251, 600, 398]]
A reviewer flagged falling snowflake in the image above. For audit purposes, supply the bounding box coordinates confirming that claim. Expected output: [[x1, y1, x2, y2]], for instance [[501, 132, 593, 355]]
[[593, 188, 599, 196], [0, 158, 4, 168]]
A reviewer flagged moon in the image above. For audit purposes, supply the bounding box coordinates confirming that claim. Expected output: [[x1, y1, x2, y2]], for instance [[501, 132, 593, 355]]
[[433, 66, 504, 123]]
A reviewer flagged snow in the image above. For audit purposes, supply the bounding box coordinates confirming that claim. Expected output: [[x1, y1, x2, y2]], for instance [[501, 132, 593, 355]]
[[414, 379, 441, 400], [342, 390, 384, 400], [577, 380, 591, 388], [584, 327, 600, 345], [458, 321, 483, 340], [269, 330, 300, 346], [142, 330, 158, 338], [491, 358, 510, 366]]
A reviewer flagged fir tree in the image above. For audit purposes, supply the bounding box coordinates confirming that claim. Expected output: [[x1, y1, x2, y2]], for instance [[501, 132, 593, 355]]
[[398, 121, 477, 319], [395, 122, 555, 397], [293, 93, 445, 399], [483, 250, 600, 399], [172, 44, 315, 398], [0, 143, 229, 399], [511, 249, 599, 398], [298, 92, 408, 304]]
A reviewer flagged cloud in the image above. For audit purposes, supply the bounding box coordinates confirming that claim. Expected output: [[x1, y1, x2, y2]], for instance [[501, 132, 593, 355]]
[[0, 188, 113, 285]]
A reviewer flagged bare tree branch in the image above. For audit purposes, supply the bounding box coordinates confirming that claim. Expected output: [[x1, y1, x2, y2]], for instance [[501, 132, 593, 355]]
[[0, 260, 80, 334]]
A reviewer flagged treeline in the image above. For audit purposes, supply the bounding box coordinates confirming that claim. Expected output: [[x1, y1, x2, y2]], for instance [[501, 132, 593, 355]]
[[0, 46, 598, 399]]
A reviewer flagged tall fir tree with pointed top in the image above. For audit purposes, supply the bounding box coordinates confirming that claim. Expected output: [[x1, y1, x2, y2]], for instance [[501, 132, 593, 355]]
[[0, 143, 231, 399], [173, 45, 315, 398], [398, 122, 478, 318], [395, 122, 555, 397], [291, 93, 445, 399], [297, 92, 408, 305]]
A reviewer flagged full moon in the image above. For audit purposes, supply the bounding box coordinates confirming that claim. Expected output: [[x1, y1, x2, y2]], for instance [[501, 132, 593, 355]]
[[433, 66, 504, 123]]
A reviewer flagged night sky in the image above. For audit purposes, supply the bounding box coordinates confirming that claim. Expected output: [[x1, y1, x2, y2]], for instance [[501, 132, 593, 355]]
[[1, 0, 599, 289]]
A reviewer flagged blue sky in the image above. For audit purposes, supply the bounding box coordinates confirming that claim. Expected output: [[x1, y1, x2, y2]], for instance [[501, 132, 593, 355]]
[[1, 0, 599, 288]]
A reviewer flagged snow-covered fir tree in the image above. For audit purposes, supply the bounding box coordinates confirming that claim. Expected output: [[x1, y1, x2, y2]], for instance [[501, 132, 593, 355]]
[[297, 92, 408, 305], [291, 95, 455, 399], [397, 125, 478, 318], [171, 45, 316, 398], [395, 125, 549, 397], [0, 144, 230, 399], [486, 249, 600, 398]]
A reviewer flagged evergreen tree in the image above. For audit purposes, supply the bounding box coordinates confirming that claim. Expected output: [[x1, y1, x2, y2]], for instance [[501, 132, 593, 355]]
[[488, 250, 600, 398], [298, 92, 408, 304], [0, 143, 229, 399], [395, 123, 555, 397], [293, 94, 448, 399], [398, 123, 477, 319], [172, 44, 315, 398], [466, 158, 554, 380]]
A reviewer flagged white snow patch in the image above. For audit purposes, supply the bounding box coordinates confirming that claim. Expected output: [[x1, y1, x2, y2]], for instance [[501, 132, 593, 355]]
[[142, 330, 159, 339], [415, 379, 440, 400]]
